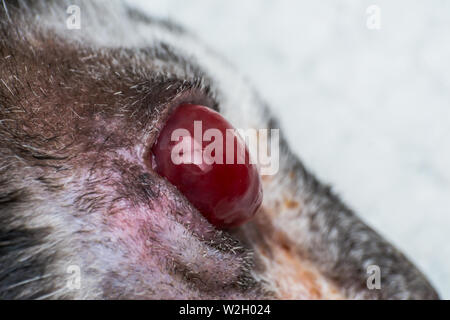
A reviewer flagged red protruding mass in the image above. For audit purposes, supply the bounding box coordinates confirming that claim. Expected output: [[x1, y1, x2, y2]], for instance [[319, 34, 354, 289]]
[[151, 103, 262, 228]]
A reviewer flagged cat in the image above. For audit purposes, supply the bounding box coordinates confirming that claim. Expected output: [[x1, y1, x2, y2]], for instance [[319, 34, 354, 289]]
[[0, 0, 439, 299]]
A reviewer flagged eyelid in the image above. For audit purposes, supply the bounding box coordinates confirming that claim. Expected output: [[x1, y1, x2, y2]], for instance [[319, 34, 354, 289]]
[[139, 85, 218, 169], [135, 77, 218, 113]]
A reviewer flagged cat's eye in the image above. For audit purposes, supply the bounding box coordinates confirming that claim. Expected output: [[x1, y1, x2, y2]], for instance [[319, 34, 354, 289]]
[[150, 104, 262, 229]]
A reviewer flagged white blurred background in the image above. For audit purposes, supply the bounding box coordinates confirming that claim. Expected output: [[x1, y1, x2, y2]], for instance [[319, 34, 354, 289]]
[[128, 0, 450, 298]]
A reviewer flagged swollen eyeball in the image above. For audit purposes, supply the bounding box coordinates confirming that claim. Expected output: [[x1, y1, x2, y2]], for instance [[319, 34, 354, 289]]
[[151, 104, 263, 229]]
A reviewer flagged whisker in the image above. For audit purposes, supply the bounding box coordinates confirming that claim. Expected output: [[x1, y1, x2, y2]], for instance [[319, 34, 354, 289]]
[[3, 273, 52, 291], [35, 287, 67, 300]]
